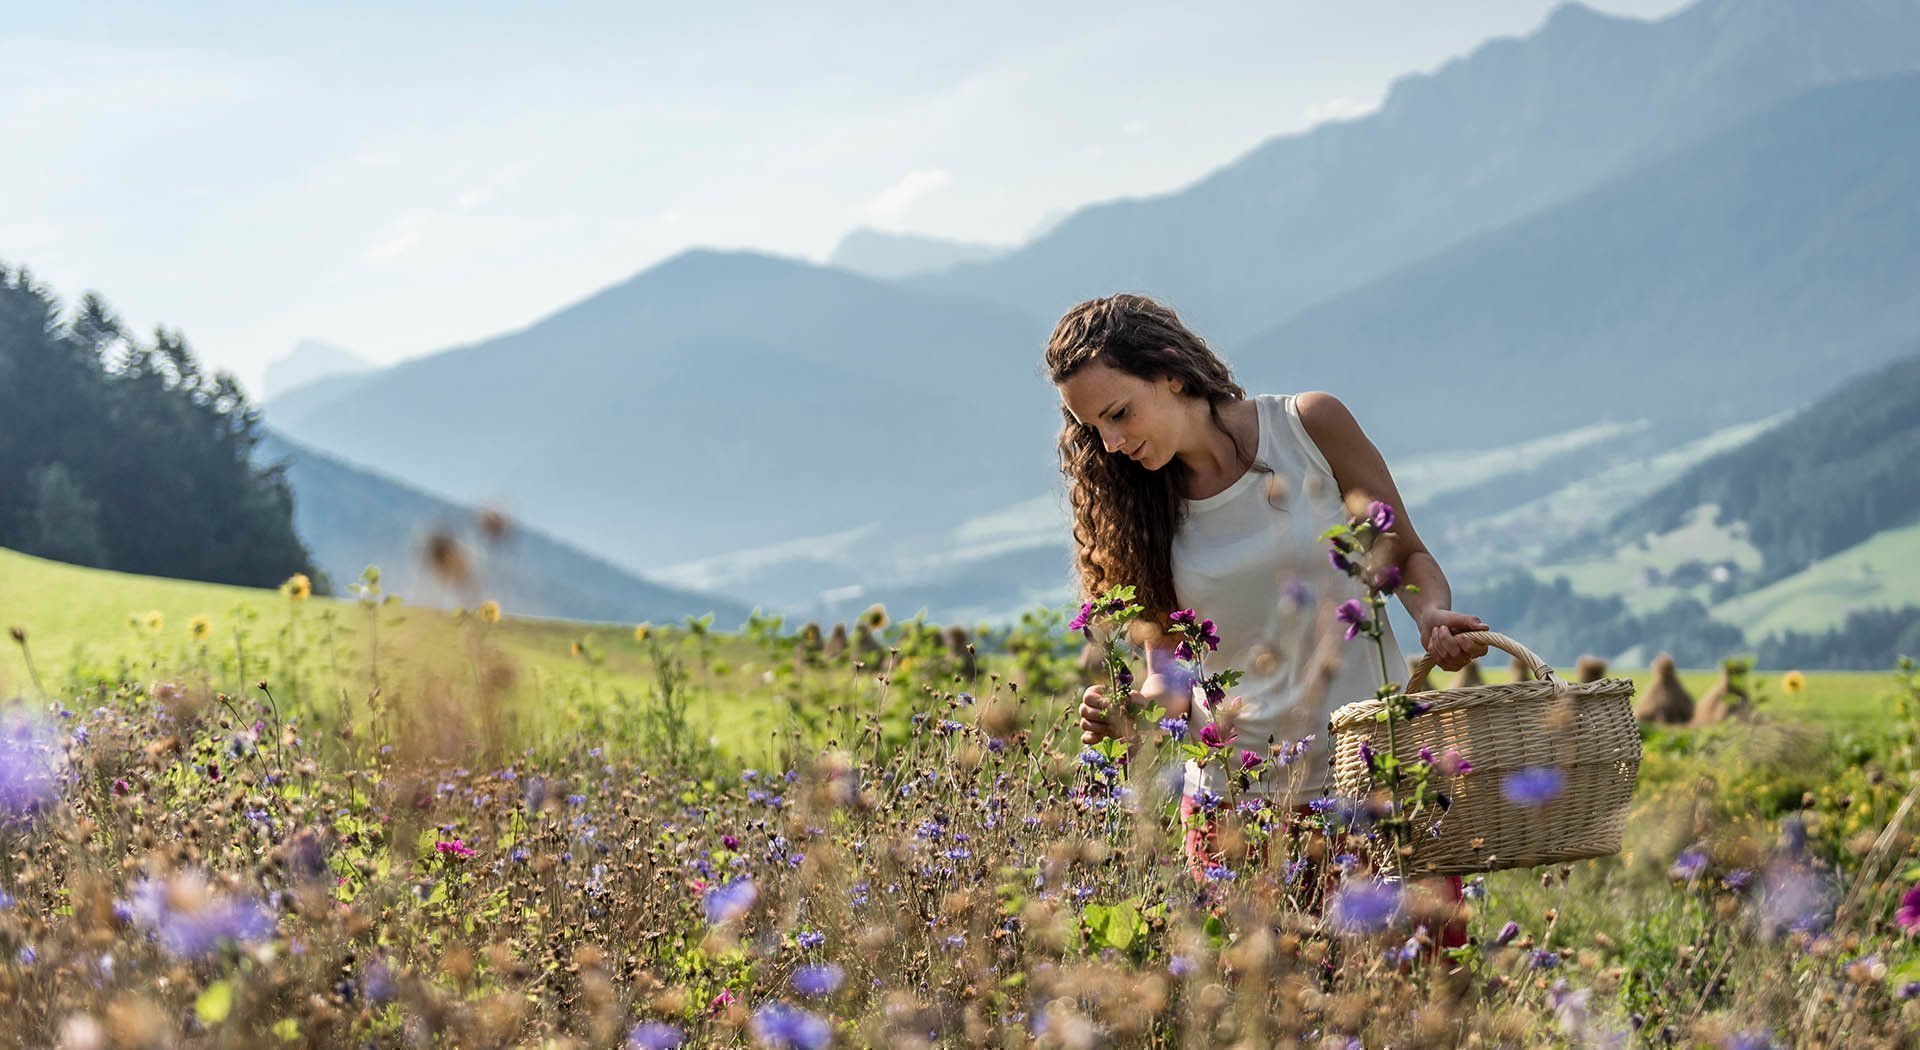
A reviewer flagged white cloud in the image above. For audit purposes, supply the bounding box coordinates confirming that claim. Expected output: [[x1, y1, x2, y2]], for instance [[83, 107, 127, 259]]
[[865, 169, 951, 220], [1301, 95, 1379, 126], [456, 188, 490, 209], [1122, 118, 1149, 136]]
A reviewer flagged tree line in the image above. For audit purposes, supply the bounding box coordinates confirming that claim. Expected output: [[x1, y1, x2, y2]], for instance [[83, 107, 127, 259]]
[[0, 263, 318, 588]]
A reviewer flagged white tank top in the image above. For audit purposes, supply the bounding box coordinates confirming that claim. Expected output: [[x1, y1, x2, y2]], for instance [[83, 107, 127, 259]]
[[1172, 393, 1406, 801]]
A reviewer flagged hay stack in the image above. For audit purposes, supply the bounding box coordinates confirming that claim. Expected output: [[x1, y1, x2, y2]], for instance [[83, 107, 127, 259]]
[[1634, 652, 1694, 726], [944, 626, 979, 681], [853, 624, 886, 664], [1691, 663, 1751, 727], [1576, 655, 1609, 683], [1450, 659, 1484, 689], [1510, 654, 1534, 682], [823, 623, 849, 661]]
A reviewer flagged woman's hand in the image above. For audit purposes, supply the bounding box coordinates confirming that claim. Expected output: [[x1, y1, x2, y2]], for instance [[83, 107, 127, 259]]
[[1416, 609, 1491, 672], [1078, 673, 1176, 745]]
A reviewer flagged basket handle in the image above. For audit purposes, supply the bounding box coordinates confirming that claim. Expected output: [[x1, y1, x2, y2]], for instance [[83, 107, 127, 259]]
[[1406, 630, 1557, 692]]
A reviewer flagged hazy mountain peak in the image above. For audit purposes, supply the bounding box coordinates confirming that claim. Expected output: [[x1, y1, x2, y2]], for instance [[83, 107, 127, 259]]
[[826, 227, 1008, 281], [263, 340, 372, 401]]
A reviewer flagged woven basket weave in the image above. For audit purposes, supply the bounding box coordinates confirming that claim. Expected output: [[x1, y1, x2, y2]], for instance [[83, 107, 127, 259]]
[[1327, 631, 1641, 876]]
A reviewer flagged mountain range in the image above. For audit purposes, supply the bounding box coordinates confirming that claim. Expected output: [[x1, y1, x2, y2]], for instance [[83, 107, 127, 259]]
[[262, 0, 1920, 635]]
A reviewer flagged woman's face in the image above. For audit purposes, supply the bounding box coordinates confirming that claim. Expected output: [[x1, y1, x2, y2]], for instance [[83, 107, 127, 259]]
[[1057, 360, 1186, 470]]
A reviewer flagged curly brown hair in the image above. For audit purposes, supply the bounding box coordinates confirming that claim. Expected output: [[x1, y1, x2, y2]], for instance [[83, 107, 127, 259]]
[[1045, 294, 1267, 638]]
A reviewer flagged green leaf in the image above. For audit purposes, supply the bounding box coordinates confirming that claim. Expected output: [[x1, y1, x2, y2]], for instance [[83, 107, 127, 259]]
[[195, 981, 234, 1025], [272, 1017, 301, 1042]]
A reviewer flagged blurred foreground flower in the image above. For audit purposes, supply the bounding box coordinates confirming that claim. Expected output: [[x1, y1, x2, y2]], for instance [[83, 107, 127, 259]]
[[751, 1003, 831, 1050], [704, 877, 757, 925], [1895, 884, 1920, 935], [0, 706, 59, 821], [627, 1022, 685, 1050], [1501, 766, 1565, 807], [280, 573, 311, 602], [1330, 879, 1402, 934], [1780, 670, 1805, 695], [477, 600, 501, 624], [125, 871, 275, 959]]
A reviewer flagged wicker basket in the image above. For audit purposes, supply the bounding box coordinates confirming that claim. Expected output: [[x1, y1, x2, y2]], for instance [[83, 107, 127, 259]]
[[1326, 631, 1641, 876]]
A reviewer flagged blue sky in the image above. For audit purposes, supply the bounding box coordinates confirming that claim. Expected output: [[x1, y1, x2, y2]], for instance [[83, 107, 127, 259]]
[[3, 0, 1689, 395]]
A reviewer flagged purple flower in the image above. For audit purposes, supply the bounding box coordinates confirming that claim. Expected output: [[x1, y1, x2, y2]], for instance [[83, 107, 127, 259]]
[[1494, 921, 1520, 947], [1725, 1032, 1780, 1050], [1367, 501, 1396, 532], [1196, 619, 1220, 652], [1897, 884, 1920, 934], [126, 874, 276, 960], [1169, 609, 1197, 629], [1157, 717, 1188, 740], [436, 838, 475, 859], [1371, 564, 1403, 595], [703, 877, 758, 925], [750, 1003, 832, 1050], [1500, 767, 1565, 807], [1759, 861, 1833, 937], [791, 963, 844, 997], [1329, 880, 1401, 934], [1068, 601, 1095, 634], [1238, 749, 1262, 771], [1669, 847, 1710, 884], [1174, 640, 1198, 663], [1198, 722, 1236, 749], [1168, 954, 1194, 977], [1357, 741, 1376, 769], [0, 707, 58, 820], [1335, 599, 1370, 641], [627, 1023, 685, 1050], [1329, 549, 1354, 574]]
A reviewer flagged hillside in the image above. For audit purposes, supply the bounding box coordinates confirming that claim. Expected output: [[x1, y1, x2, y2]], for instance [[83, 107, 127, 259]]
[[257, 432, 748, 625], [1227, 75, 1920, 455], [267, 250, 1062, 572], [1581, 351, 1920, 588], [909, 0, 1920, 347]]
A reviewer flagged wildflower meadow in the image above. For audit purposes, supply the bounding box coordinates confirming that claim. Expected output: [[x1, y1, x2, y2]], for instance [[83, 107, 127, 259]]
[[1, 510, 1917, 1050]]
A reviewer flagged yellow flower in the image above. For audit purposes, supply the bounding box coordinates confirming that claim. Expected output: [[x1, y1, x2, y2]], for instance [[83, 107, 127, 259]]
[[633, 622, 652, 643], [477, 600, 502, 624], [188, 615, 212, 642], [1781, 670, 1806, 695], [144, 610, 165, 633], [861, 603, 889, 631], [569, 640, 584, 658], [281, 573, 312, 602]]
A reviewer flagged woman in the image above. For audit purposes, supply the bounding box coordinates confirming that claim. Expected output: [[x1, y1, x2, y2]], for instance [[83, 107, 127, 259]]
[[1047, 294, 1488, 917]]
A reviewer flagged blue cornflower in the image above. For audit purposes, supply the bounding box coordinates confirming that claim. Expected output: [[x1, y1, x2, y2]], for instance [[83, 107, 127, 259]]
[[750, 1003, 831, 1050], [1500, 767, 1565, 807], [626, 1022, 684, 1050], [0, 707, 58, 820], [703, 878, 757, 925], [1204, 864, 1235, 882], [1669, 846, 1709, 883], [791, 963, 844, 997], [795, 930, 826, 950], [1158, 717, 1189, 740], [1329, 880, 1401, 934]]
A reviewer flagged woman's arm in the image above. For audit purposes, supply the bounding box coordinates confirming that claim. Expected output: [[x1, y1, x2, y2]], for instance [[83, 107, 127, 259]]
[[1296, 391, 1490, 673]]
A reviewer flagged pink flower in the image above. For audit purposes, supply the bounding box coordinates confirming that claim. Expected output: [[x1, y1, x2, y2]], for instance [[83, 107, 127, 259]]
[[1367, 501, 1396, 532], [1898, 884, 1920, 934], [435, 838, 475, 859], [1239, 749, 1262, 771], [1198, 722, 1237, 749], [708, 989, 737, 1016], [1418, 746, 1472, 776]]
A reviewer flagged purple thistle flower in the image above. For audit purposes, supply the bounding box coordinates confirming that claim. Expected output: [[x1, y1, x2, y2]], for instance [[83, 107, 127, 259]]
[[791, 963, 844, 997], [703, 877, 758, 925], [1329, 880, 1401, 934], [1500, 767, 1565, 807], [751, 1003, 832, 1049], [1367, 501, 1396, 532], [1335, 599, 1370, 642], [1896, 884, 1920, 934], [627, 1022, 685, 1050]]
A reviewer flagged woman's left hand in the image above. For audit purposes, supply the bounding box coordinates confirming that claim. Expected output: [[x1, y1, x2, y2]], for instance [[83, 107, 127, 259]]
[[1416, 609, 1490, 672]]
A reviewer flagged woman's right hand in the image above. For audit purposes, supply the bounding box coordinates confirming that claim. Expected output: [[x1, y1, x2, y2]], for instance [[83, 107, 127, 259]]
[[1079, 674, 1176, 745], [1080, 685, 1129, 745]]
